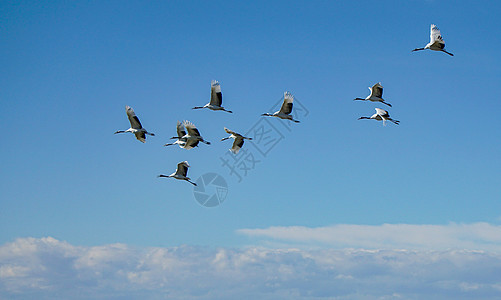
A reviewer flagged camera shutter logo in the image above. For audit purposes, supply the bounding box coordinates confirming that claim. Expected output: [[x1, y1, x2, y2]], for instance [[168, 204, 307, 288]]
[[193, 173, 228, 207]]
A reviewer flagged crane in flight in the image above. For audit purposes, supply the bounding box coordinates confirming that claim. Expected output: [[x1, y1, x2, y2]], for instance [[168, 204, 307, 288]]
[[165, 120, 211, 146], [358, 108, 400, 126], [192, 80, 233, 113], [221, 127, 253, 154], [261, 91, 300, 123], [114, 106, 155, 143], [164, 121, 201, 149], [354, 82, 392, 107], [412, 24, 454, 56], [158, 161, 197, 186]]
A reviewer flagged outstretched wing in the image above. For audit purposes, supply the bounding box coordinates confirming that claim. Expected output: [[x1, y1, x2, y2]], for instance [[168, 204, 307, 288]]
[[231, 137, 245, 154], [134, 131, 146, 143], [126, 106, 142, 129], [375, 108, 389, 118], [209, 80, 222, 106], [224, 127, 238, 136], [430, 24, 445, 44], [183, 140, 199, 150], [183, 120, 201, 136], [279, 91, 294, 115], [175, 161, 189, 176], [176, 121, 187, 138], [371, 83, 383, 98]]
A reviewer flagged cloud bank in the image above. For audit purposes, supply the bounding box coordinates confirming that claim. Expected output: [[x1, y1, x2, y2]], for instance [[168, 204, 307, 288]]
[[238, 222, 501, 251], [1, 234, 501, 299]]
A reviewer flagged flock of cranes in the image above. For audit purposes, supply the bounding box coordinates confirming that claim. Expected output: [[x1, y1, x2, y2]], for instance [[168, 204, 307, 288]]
[[115, 24, 453, 187], [114, 79, 300, 186], [353, 24, 453, 126]]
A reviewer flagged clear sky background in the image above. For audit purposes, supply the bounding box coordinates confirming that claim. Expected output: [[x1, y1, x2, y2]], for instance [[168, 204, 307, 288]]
[[1, 1, 501, 298]]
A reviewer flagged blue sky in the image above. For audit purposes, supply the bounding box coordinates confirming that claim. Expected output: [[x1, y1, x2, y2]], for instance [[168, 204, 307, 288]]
[[1, 1, 501, 298]]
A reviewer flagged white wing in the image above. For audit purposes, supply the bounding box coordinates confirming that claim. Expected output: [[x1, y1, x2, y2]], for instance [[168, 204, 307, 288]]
[[430, 24, 444, 44], [279, 91, 294, 115], [183, 120, 201, 137], [375, 108, 388, 117], [176, 121, 187, 138], [209, 80, 222, 106], [125, 106, 142, 129]]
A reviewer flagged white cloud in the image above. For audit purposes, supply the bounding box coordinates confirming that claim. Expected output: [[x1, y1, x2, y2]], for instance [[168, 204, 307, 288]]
[[1, 235, 501, 299], [237, 222, 501, 251]]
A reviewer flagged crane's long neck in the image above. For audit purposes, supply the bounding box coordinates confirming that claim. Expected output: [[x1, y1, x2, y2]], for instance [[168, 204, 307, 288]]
[[114, 129, 132, 134]]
